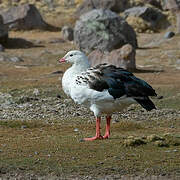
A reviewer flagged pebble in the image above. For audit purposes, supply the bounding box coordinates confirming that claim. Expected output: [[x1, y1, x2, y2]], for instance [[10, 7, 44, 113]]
[[176, 59, 180, 65], [0, 92, 180, 125], [164, 31, 175, 39], [34, 39, 42, 44], [33, 89, 40, 96], [21, 125, 27, 129], [165, 149, 178, 153], [9, 56, 24, 62], [0, 55, 7, 61], [61, 26, 74, 41], [173, 149, 178, 152], [74, 128, 79, 132], [0, 44, 5, 52]]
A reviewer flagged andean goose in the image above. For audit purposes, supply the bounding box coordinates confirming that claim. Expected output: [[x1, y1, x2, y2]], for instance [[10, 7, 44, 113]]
[[59, 50, 157, 141]]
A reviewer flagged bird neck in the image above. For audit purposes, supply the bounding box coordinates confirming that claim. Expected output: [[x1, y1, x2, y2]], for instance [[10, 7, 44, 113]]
[[71, 59, 90, 74]]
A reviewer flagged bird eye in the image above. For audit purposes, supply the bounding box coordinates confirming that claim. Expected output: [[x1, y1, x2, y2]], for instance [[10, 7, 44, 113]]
[[70, 54, 73, 57]]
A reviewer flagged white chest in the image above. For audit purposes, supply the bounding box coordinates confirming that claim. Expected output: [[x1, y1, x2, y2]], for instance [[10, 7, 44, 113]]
[[62, 69, 74, 96], [61, 64, 89, 96]]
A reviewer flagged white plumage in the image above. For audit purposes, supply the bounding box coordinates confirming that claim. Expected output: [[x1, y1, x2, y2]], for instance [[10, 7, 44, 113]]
[[59, 50, 157, 141]]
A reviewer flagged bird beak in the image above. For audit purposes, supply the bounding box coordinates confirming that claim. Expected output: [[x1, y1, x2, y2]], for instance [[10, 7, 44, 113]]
[[59, 57, 66, 63]]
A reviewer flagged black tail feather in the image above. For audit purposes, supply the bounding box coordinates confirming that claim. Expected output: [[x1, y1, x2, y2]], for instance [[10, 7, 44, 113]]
[[134, 97, 156, 111]]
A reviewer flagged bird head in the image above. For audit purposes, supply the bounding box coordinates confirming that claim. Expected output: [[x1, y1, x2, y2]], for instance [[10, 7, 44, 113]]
[[59, 50, 89, 66]]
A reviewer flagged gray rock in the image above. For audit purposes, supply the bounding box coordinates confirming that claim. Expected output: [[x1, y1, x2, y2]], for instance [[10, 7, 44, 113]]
[[34, 39, 42, 44], [0, 54, 8, 62], [176, 59, 180, 64], [0, 44, 4, 52], [0, 54, 23, 62], [21, 125, 27, 129], [164, 31, 175, 39], [0, 92, 13, 108], [0, 15, 8, 45], [75, 0, 130, 17], [74, 9, 137, 53], [61, 26, 74, 41], [124, 6, 170, 30], [74, 128, 79, 132], [9, 56, 24, 62], [164, 0, 180, 10], [0, 4, 53, 30], [88, 44, 136, 70], [33, 89, 40, 96]]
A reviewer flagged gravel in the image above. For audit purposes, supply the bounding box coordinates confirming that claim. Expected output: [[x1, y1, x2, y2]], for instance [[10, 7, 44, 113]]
[[0, 93, 180, 123], [0, 94, 92, 122], [0, 173, 179, 180]]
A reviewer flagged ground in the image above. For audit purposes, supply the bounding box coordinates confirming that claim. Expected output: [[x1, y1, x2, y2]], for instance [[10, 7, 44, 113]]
[[0, 31, 180, 179]]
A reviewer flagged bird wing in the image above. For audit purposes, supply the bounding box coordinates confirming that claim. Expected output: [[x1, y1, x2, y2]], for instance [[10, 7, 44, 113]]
[[74, 63, 157, 111], [75, 63, 157, 99]]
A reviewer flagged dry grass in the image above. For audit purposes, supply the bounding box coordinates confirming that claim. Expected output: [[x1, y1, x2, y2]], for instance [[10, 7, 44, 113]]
[[0, 119, 179, 176]]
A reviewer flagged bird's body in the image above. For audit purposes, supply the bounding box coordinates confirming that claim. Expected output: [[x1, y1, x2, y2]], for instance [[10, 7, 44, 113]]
[[59, 50, 157, 141]]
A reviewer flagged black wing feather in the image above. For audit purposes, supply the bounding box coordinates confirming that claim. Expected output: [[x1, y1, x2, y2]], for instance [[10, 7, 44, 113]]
[[85, 64, 157, 111]]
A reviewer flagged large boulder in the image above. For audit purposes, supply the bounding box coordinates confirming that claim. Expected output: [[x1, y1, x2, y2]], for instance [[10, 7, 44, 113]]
[[0, 4, 53, 30], [0, 15, 8, 45], [88, 44, 136, 70], [74, 9, 137, 53], [75, 0, 130, 17], [124, 6, 170, 31], [163, 0, 180, 10]]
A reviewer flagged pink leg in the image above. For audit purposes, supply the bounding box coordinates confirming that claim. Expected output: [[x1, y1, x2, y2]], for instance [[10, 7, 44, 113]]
[[84, 117, 103, 141], [103, 116, 111, 139]]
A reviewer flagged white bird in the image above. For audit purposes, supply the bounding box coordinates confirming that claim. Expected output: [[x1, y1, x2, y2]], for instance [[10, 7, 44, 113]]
[[59, 50, 157, 141]]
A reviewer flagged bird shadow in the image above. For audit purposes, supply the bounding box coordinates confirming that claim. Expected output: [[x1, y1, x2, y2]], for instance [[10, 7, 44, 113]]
[[4, 38, 44, 49]]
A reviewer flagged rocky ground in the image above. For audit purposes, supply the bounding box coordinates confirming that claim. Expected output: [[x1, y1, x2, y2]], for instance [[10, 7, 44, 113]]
[[0, 90, 180, 124]]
